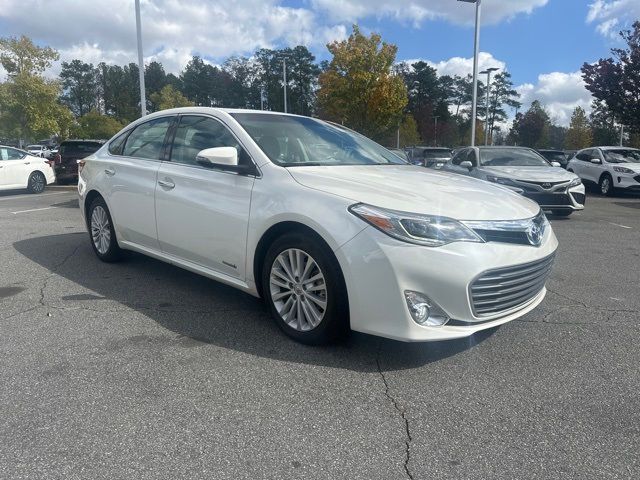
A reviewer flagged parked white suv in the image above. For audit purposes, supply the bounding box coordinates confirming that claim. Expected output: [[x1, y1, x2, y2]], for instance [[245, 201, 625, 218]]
[[567, 147, 640, 196], [78, 108, 558, 344], [0, 145, 56, 193]]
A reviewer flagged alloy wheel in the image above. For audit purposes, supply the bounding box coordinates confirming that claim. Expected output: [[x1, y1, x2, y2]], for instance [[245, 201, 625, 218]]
[[269, 248, 327, 332], [30, 173, 45, 193], [601, 177, 610, 195], [91, 205, 111, 255]]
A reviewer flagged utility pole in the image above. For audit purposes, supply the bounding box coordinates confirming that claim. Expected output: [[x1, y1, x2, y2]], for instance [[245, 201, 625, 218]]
[[283, 58, 288, 114], [135, 0, 146, 116]]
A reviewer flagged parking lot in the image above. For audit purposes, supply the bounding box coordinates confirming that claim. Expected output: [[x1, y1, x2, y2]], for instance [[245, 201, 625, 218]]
[[0, 187, 638, 479]]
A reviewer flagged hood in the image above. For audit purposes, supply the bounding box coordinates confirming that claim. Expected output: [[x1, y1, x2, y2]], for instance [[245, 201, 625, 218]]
[[287, 165, 540, 221], [481, 166, 576, 182]]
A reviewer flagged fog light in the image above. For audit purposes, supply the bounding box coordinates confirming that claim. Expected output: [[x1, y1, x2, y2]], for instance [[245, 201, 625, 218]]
[[404, 291, 450, 327]]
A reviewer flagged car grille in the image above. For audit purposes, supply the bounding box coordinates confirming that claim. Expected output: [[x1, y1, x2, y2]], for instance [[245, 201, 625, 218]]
[[518, 180, 568, 191], [524, 192, 573, 206], [472, 230, 530, 245], [634, 175, 640, 183], [470, 254, 555, 316]]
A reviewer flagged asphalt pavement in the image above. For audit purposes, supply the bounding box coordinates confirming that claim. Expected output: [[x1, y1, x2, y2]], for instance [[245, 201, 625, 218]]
[[0, 185, 638, 479]]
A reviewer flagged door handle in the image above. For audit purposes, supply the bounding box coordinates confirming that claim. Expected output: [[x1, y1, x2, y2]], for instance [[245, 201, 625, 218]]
[[104, 168, 115, 176], [24, 162, 30, 165], [158, 179, 175, 189]]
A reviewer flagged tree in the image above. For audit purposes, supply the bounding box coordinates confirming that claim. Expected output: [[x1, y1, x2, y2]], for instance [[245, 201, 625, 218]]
[[590, 100, 619, 145], [98, 62, 141, 122], [564, 106, 593, 149], [145, 61, 168, 111], [0, 35, 58, 76], [71, 110, 124, 139], [0, 36, 72, 142], [510, 100, 551, 148], [149, 85, 193, 111], [317, 25, 408, 140], [582, 21, 640, 134], [486, 72, 521, 143], [59, 60, 99, 117]]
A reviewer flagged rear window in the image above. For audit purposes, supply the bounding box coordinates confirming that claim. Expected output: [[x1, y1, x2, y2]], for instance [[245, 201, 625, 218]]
[[423, 149, 452, 159], [60, 142, 102, 156]]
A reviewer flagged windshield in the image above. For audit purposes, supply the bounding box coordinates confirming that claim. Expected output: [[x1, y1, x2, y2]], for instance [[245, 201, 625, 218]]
[[603, 149, 640, 164], [480, 148, 550, 167], [230, 113, 406, 167], [423, 149, 451, 159], [60, 142, 102, 155]]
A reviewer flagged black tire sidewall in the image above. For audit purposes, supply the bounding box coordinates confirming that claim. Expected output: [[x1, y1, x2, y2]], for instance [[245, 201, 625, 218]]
[[600, 174, 614, 196], [88, 197, 123, 263], [262, 233, 348, 345], [28, 171, 45, 193]]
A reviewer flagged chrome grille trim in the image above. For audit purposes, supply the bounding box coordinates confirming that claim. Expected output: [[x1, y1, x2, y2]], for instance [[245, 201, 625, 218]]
[[469, 254, 555, 317], [463, 211, 548, 247]]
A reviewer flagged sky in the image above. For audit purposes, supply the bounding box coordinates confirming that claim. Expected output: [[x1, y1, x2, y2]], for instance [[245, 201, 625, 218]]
[[1, 0, 639, 126]]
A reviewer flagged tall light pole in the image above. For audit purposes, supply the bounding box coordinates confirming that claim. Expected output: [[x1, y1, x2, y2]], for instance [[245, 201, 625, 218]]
[[458, 0, 481, 146], [480, 67, 499, 145], [135, 0, 146, 117], [433, 116, 440, 146], [283, 57, 288, 113]]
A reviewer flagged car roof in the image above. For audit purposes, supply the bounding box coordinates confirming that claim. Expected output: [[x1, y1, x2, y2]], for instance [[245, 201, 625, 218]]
[[592, 146, 640, 151], [61, 139, 105, 143]]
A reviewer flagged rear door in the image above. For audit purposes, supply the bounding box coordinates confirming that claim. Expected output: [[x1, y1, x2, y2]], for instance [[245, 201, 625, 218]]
[[155, 114, 256, 279], [100, 116, 174, 250]]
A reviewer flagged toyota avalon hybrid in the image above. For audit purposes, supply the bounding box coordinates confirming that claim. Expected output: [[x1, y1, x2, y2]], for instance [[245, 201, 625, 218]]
[[78, 108, 557, 344]]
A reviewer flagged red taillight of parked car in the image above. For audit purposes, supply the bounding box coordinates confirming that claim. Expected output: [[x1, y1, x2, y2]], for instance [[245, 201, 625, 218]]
[[46, 159, 55, 167], [53, 153, 62, 165], [77, 159, 86, 174]]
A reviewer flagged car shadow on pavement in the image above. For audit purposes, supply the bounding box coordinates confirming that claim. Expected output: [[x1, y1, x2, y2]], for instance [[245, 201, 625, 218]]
[[13, 233, 495, 372]]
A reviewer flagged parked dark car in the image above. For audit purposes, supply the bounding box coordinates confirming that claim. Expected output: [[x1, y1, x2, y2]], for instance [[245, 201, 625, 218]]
[[53, 140, 104, 184], [537, 149, 569, 169], [405, 146, 452, 168]]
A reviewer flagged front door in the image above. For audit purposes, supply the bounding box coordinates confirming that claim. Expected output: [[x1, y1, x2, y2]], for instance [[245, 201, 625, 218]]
[[0, 147, 29, 188], [155, 115, 256, 279]]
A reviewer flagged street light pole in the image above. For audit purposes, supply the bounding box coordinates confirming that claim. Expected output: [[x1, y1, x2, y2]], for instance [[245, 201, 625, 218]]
[[283, 57, 288, 114], [433, 116, 439, 146], [480, 67, 499, 145], [458, 0, 482, 146], [134, 0, 146, 117]]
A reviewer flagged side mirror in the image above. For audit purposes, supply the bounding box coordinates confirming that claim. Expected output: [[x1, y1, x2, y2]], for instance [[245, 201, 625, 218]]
[[590, 158, 602, 164], [551, 161, 561, 167], [460, 160, 474, 170], [196, 147, 254, 174]]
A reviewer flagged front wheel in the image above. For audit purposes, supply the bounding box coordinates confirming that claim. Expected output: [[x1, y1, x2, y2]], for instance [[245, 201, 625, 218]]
[[27, 171, 46, 193], [88, 197, 123, 262], [599, 174, 615, 196], [262, 233, 349, 345]]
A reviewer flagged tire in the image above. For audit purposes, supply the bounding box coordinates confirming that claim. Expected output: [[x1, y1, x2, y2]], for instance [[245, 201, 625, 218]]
[[599, 173, 615, 197], [87, 197, 123, 263], [552, 210, 573, 217], [27, 171, 46, 193], [262, 232, 349, 345]]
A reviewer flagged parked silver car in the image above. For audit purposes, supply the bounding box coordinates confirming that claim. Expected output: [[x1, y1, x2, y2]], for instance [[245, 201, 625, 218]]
[[442, 146, 585, 217]]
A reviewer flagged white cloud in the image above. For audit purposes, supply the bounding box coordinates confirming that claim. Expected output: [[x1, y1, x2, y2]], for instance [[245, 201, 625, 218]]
[[587, 0, 640, 38], [0, 0, 349, 74], [424, 52, 507, 78], [516, 71, 593, 126], [311, 0, 549, 26]]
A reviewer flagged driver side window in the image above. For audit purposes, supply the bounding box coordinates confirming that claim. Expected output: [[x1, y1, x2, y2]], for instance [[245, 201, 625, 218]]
[[170, 115, 249, 166], [452, 149, 469, 165]]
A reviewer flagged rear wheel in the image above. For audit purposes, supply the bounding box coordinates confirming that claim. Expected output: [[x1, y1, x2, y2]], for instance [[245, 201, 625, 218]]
[[88, 197, 123, 262], [27, 171, 46, 193], [262, 233, 348, 344], [599, 173, 615, 196]]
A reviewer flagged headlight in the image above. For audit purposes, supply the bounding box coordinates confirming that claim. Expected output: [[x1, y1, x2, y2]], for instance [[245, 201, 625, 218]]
[[349, 203, 483, 247], [568, 177, 582, 187], [485, 175, 515, 186], [613, 166, 635, 174]]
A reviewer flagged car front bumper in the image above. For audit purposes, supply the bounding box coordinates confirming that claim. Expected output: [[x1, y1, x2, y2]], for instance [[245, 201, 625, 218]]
[[524, 184, 585, 211], [615, 173, 640, 191], [335, 225, 558, 342]]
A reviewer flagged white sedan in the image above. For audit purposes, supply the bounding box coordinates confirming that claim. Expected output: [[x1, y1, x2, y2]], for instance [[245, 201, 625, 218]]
[[78, 108, 558, 344], [0, 145, 56, 193], [26, 144, 51, 158]]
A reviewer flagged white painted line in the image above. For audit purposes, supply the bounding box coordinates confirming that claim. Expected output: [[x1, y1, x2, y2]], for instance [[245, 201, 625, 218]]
[[0, 192, 69, 202], [607, 222, 632, 229], [11, 206, 58, 215]]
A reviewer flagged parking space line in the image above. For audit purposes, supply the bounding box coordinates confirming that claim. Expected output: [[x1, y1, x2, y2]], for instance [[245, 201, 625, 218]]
[[0, 192, 69, 202], [607, 222, 632, 229], [11, 206, 58, 215]]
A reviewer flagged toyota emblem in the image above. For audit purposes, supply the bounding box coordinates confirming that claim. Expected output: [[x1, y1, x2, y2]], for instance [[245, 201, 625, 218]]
[[526, 221, 544, 246], [542, 182, 552, 189]]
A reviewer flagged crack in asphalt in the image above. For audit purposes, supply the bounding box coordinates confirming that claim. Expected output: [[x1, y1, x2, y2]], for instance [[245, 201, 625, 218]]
[[39, 243, 83, 313], [376, 341, 414, 480], [546, 287, 638, 315]]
